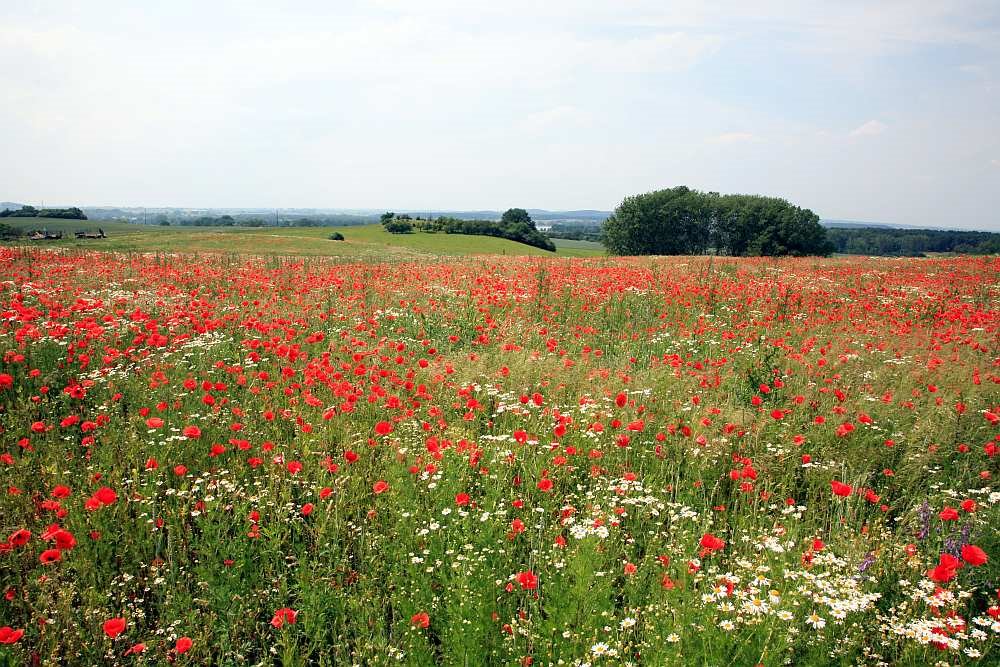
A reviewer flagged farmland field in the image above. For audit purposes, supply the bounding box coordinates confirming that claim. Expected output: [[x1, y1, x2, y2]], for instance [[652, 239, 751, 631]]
[[2, 219, 606, 259], [0, 248, 998, 665]]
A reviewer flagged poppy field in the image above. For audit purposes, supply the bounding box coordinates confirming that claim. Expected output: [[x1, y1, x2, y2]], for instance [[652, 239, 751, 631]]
[[1, 247, 998, 666]]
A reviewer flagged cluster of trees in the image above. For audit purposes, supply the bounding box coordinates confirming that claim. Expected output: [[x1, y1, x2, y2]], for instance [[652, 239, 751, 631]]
[[0, 223, 23, 239], [603, 186, 832, 257], [545, 222, 603, 242], [827, 227, 1000, 256], [169, 215, 267, 227], [0, 205, 87, 220], [381, 208, 556, 251]]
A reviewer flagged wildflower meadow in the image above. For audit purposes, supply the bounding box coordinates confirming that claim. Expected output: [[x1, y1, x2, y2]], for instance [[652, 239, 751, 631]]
[[1, 248, 997, 666]]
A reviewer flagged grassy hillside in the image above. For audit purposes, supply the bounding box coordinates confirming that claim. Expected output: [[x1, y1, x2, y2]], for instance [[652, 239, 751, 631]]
[[3, 219, 606, 258]]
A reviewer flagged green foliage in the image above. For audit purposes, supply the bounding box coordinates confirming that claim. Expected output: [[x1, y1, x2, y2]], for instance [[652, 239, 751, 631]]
[[500, 208, 532, 226], [0, 205, 38, 218], [546, 222, 603, 242], [603, 186, 832, 257], [0, 223, 23, 239], [827, 227, 1000, 256], [328, 231, 345, 241], [0, 205, 86, 220], [381, 210, 555, 250], [414, 214, 556, 252], [383, 219, 414, 234]]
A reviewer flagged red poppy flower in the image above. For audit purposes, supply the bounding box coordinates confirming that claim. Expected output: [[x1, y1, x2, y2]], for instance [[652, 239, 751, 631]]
[[516, 570, 538, 590], [271, 608, 297, 628], [94, 486, 117, 506], [830, 480, 853, 497], [175, 637, 193, 653], [8, 529, 30, 547], [961, 544, 988, 566], [410, 612, 430, 629], [699, 533, 725, 552], [928, 553, 962, 583], [103, 617, 127, 638], [374, 421, 393, 436], [48, 529, 76, 550], [0, 627, 24, 644], [938, 507, 959, 521], [39, 548, 62, 564], [372, 480, 389, 494]]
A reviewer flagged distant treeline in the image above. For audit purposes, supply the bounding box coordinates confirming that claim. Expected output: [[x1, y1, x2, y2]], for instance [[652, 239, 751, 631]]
[[381, 209, 556, 251], [603, 187, 832, 256], [545, 223, 603, 242], [167, 215, 266, 227], [149, 213, 376, 227], [0, 205, 87, 220], [827, 227, 1000, 256]]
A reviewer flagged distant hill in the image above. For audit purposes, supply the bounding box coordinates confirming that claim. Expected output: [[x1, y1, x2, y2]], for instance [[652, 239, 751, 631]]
[[821, 219, 895, 229]]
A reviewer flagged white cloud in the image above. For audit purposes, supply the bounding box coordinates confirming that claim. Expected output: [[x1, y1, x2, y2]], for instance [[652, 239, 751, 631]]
[[849, 120, 888, 137]]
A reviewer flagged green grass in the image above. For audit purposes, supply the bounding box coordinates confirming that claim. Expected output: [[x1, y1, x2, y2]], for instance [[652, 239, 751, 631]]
[[550, 237, 606, 256], [3, 218, 606, 258]]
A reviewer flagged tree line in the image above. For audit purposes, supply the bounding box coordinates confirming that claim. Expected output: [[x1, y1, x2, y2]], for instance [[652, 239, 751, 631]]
[[602, 186, 832, 256], [381, 208, 556, 251], [827, 227, 1000, 256], [167, 215, 266, 227], [0, 205, 87, 220]]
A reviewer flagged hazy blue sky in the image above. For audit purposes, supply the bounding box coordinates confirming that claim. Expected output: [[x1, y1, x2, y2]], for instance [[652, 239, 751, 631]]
[[2, 1, 999, 228]]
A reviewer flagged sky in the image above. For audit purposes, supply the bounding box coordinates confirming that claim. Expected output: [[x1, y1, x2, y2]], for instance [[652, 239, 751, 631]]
[[1, 1, 999, 229]]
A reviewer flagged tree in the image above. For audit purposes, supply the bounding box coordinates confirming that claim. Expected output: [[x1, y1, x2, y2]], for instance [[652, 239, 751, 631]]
[[0, 223, 22, 239], [603, 187, 832, 257], [501, 208, 533, 226], [383, 219, 413, 234], [603, 186, 702, 255]]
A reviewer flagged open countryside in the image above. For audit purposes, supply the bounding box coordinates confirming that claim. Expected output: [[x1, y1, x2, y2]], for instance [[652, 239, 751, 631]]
[[2, 2, 999, 666]]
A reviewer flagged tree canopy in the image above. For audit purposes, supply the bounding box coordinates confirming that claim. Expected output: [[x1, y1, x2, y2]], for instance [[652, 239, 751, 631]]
[[826, 227, 1000, 256], [380, 210, 555, 251], [500, 208, 532, 226], [602, 186, 832, 257], [0, 206, 87, 220]]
